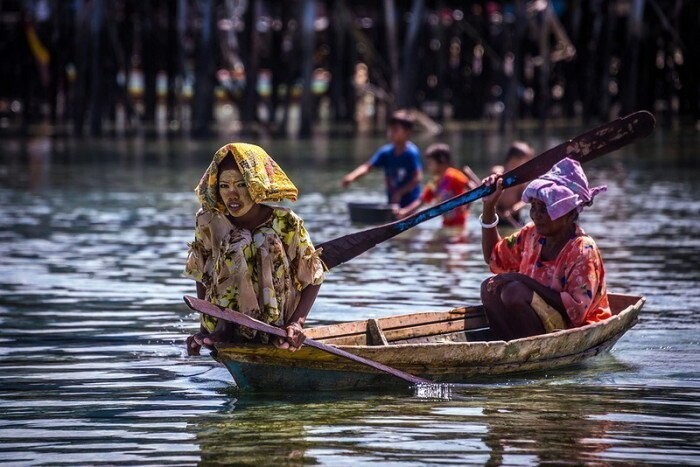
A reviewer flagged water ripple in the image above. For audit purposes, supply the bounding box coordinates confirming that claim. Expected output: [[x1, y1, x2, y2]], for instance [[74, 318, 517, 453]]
[[0, 132, 698, 464]]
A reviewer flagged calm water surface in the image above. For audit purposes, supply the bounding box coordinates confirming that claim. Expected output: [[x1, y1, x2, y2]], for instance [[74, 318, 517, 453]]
[[0, 127, 698, 465]]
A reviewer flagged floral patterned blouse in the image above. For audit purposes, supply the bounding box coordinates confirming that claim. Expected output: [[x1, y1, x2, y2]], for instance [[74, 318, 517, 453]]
[[488, 222, 611, 326], [184, 207, 326, 340]]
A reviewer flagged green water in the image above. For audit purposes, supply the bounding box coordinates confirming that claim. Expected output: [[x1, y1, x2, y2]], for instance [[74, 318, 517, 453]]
[[0, 127, 698, 465]]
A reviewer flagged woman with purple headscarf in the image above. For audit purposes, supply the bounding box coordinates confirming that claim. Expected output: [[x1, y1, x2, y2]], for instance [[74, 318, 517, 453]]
[[479, 158, 611, 340]]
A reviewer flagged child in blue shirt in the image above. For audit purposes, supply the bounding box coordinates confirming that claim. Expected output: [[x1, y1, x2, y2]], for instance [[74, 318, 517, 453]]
[[341, 110, 423, 208]]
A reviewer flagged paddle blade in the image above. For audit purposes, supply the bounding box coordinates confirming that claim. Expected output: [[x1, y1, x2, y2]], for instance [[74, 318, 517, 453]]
[[501, 110, 656, 188], [578, 110, 655, 163], [319, 224, 397, 270]]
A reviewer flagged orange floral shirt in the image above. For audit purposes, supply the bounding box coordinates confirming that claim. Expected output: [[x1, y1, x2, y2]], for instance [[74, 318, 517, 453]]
[[489, 223, 611, 326]]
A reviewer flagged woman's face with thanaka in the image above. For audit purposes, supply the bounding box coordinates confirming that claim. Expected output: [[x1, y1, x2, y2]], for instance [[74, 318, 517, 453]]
[[529, 198, 575, 236], [219, 168, 255, 217]]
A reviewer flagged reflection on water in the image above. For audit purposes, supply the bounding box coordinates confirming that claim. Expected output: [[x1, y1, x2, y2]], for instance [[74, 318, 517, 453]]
[[0, 128, 698, 464], [192, 384, 698, 465]]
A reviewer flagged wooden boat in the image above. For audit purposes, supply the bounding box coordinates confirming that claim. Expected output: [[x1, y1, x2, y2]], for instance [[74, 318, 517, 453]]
[[347, 201, 396, 224], [213, 293, 644, 391]]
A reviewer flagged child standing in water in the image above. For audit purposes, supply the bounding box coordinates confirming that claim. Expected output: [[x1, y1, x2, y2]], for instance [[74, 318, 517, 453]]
[[396, 143, 478, 240], [184, 143, 326, 355], [341, 109, 423, 208]]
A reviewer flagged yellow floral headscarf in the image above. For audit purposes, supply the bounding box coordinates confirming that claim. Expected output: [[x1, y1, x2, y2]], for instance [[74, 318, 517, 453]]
[[195, 143, 298, 212]]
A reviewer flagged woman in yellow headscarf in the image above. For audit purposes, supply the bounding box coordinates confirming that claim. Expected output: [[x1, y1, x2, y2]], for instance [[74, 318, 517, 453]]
[[184, 143, 326, 355]]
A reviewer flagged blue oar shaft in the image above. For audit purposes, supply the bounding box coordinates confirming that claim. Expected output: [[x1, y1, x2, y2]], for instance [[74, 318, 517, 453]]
[[396, 184, 492, 232]]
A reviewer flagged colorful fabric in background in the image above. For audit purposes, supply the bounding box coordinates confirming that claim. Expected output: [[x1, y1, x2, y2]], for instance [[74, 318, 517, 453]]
[[195, 143, 298, 213], [488, 223, 611, 327], [522, 158, 607, 220], [421, 167, 470, 227]]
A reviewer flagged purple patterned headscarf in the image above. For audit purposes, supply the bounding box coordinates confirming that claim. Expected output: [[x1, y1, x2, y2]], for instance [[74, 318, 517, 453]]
[[522, 158, 607, 220]]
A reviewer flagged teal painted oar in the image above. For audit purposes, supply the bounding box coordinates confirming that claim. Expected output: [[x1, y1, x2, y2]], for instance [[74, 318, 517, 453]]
[[183, 295, 431, 385], [319, 110, 655, 269]]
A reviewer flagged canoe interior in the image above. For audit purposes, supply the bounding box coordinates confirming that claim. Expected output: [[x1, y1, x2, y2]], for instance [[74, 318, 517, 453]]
[[347, 202, 396, 224], [304, 293, 641, 346]]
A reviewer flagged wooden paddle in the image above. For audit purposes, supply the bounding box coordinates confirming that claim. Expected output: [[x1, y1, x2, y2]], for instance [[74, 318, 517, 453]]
[[319, 110, 655, 269], [183, 295, 431, 385], [462, 164, 483, 190]]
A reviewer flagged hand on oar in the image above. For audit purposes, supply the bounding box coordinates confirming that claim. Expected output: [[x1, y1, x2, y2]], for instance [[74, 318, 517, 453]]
[[271, 321, 306, 352], [317, 111, 655, 270], [183, 295, 431, 385], [481, 174, 504, 208]]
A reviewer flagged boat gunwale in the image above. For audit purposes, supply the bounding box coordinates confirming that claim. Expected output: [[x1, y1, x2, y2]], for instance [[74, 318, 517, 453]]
[[335, 295, 644, 350], [216, 317, 639, 386], [214, 295, 644, 357]]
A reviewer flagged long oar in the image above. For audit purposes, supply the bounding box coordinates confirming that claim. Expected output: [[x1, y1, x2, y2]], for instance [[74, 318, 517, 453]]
[[183, 295, 431, 385], [318, 110, 655, 269]]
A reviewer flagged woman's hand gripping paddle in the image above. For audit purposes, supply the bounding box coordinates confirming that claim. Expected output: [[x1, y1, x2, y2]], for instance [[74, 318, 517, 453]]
[[318, 110, 655, 269], [183, 295, 431, 385]]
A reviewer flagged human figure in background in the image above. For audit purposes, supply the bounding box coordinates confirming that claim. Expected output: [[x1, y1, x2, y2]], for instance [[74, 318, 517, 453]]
[[396, 143, 477, 241], [341, 109, 423, 208], [485, 141, 535, 227]]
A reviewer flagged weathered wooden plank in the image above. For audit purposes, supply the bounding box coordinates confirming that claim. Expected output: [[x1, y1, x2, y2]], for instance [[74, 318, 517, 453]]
[[367, 318, 389, 346], [393, 330, 470, 345], [383, 319, 467, 341], [318, 313, 489, 345], [303, 320, 368, 340], [306, 307, 480, 342], [378, 308, 470, 329], [382, 314, 489, 342], [320, 334, 368, 346]]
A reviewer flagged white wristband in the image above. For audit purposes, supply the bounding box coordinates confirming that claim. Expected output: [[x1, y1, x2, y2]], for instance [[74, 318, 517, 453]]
[[479, 213, 499, 229]]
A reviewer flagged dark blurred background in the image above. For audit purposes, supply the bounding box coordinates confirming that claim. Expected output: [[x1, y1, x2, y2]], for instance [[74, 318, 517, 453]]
[[1, 0, 698, 139]]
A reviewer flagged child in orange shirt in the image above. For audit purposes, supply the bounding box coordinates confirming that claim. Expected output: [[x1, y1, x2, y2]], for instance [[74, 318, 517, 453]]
[[396, 143, 478, 237]]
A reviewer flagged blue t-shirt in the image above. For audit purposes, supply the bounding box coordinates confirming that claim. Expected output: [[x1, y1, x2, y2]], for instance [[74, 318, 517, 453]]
[[369, 142, 422, 207]]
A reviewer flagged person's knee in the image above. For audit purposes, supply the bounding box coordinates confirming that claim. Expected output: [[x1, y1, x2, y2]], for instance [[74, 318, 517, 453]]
[[500, 281, 531, 308], [481, 276, 504, 299], [480, 278, 492, 300]]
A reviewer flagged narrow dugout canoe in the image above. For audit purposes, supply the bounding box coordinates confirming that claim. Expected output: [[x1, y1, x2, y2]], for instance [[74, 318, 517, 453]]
[[347, 202, 396, 224], [213, 293, 644, 391]]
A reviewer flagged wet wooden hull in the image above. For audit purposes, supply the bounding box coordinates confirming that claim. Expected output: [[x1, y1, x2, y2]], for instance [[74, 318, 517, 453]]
[[214, 294, 644, 391]]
